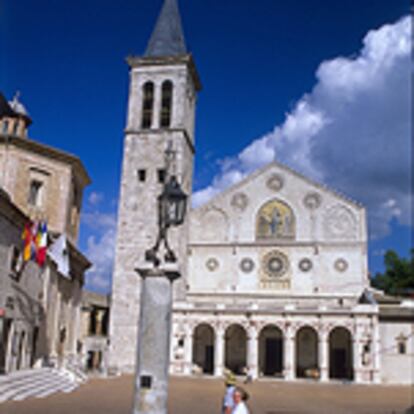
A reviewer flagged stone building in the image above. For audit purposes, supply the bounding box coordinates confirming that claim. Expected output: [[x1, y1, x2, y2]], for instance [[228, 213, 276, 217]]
[[109, 0, 413, 384], [0, 92, 91, 374], [79, 290, 110, 373], [0, 93, 89, 244]]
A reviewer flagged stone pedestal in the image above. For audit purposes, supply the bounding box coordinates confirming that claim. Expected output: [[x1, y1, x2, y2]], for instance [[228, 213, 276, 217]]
[[132, 263, 180, 414]]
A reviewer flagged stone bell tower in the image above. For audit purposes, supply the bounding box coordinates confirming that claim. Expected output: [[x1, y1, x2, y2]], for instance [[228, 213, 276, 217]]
[[109, 0, 201, 373]]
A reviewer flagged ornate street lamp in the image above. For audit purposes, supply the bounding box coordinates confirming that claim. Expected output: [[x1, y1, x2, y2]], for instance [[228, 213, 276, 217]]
[[145, 175, 187, 266]]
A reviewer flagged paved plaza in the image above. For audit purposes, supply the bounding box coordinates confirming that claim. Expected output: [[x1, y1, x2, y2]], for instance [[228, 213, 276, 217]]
[[0, 375, 412, 414]]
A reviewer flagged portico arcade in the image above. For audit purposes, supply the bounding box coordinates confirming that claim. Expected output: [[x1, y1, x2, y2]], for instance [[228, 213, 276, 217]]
[[171, 308, 380, 384]]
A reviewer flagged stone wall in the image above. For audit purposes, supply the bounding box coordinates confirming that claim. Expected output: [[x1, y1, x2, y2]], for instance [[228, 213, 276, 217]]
[[0, 195, 46, 373], [380, 320, 414, 384]]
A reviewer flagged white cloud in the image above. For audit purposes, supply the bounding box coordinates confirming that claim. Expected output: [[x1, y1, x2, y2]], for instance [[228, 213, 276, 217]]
[[82, 211, 116, 230], [88, 191, 104, 206], [82, 211, 117, 293], [193, 16, 412, 239], [193, 169, 246, 207]]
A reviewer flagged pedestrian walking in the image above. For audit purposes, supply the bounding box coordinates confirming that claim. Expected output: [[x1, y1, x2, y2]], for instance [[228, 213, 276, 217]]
[[231, 387, 250, 414], [243, 366, 253, 384], [222, 371, 237, 414]]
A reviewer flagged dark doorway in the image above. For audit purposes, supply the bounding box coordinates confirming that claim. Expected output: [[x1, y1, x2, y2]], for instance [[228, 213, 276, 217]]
[[265, 338, 283, 375], [0, 319, 12, 374], [87, 351, 94, 370], [332, 349, 347, 378], [204, 345, 214, 374], [30, 326, 39, 367], [259, 325, 284, 377], [225, 325, 247, 375], [193, 324, 215, 375], [329, 327, 353, 380], [296, 326, 318, 378]]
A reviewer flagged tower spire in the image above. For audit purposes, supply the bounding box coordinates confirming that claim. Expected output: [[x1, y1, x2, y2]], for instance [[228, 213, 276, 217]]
[[145, 0, 187, 57]]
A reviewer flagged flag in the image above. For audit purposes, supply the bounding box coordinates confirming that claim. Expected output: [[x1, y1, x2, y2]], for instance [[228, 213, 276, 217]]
[[48, 233, 70, 278], [21, 220, 48, 266], [36, 221, 48, 267], [22, 222, 32, 262], [30, 222, 38, 260]]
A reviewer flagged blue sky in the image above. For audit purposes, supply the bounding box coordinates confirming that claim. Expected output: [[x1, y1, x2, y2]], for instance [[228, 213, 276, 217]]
[[1, 0, 411, 293]]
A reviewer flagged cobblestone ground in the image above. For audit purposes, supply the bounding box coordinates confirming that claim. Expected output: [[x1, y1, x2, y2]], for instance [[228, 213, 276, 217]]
[[0, 375, 412, 414]]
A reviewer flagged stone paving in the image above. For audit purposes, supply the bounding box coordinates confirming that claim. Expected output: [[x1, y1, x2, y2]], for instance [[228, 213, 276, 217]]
[[0, 375, 412, 414]]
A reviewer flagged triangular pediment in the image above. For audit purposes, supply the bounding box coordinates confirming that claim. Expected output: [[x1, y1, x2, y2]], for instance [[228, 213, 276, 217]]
[[189, 160, 365, 245]]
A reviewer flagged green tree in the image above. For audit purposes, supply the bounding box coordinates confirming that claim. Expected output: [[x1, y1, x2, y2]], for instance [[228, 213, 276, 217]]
[[371, 249, 414, 296]]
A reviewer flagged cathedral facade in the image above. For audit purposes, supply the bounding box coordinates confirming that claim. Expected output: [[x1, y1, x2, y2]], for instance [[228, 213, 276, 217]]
[[109, 0, 413, 385]]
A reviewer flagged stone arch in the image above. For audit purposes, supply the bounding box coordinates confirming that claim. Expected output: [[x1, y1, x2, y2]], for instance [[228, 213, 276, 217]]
[[256, 198, 295, 240], [295, 326, 318, 378], [258, 325, 284, 377], [329, 327, 353, 380], [225, 324, 247, 375], [192, 323, 215, 375], [201, 207, 229, 242]]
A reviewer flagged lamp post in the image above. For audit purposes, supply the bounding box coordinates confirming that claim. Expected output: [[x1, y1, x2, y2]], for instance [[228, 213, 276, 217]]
[[132, 153, 187, 414]]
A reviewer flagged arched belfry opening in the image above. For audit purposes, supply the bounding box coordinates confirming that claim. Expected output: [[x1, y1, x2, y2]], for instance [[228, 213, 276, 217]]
[[256, 199, 295, 240], [329, 327, 353, 380], [160, 80, 173, 128], [141, 81, 154, 129], [225, 324, 247, 375], [259, 325, 284, 377], [296, 326, 318, 378], [192, 324, 215, 374]]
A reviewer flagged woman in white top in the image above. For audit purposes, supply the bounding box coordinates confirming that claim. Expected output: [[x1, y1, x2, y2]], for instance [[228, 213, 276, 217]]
[[231, 387, 250, 414]]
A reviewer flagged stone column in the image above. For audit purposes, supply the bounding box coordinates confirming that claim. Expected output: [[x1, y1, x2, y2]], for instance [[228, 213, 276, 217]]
[[373, 317, 381, 384], [50, 282, 61, 367], [214, 325, 225, 377], [247, 326, 258, 379], [153, 81, 162, 129], [183, 326, 193, 375], [132, 264, 180, 414], [353, 323, 363, 383], [71, 283, 82, 359], [283, 324, 295, 381], [318, 329, 329, 382]]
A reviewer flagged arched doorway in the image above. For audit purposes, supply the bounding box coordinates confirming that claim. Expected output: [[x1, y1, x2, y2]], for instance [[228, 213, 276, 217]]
[[192, 324, 215, 374], [259, 325, 283, 377], [225, 324, 247, 375], [329, 327, 353, 380], [296, 326, 318, 378], [16, 331, 26, 370]]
